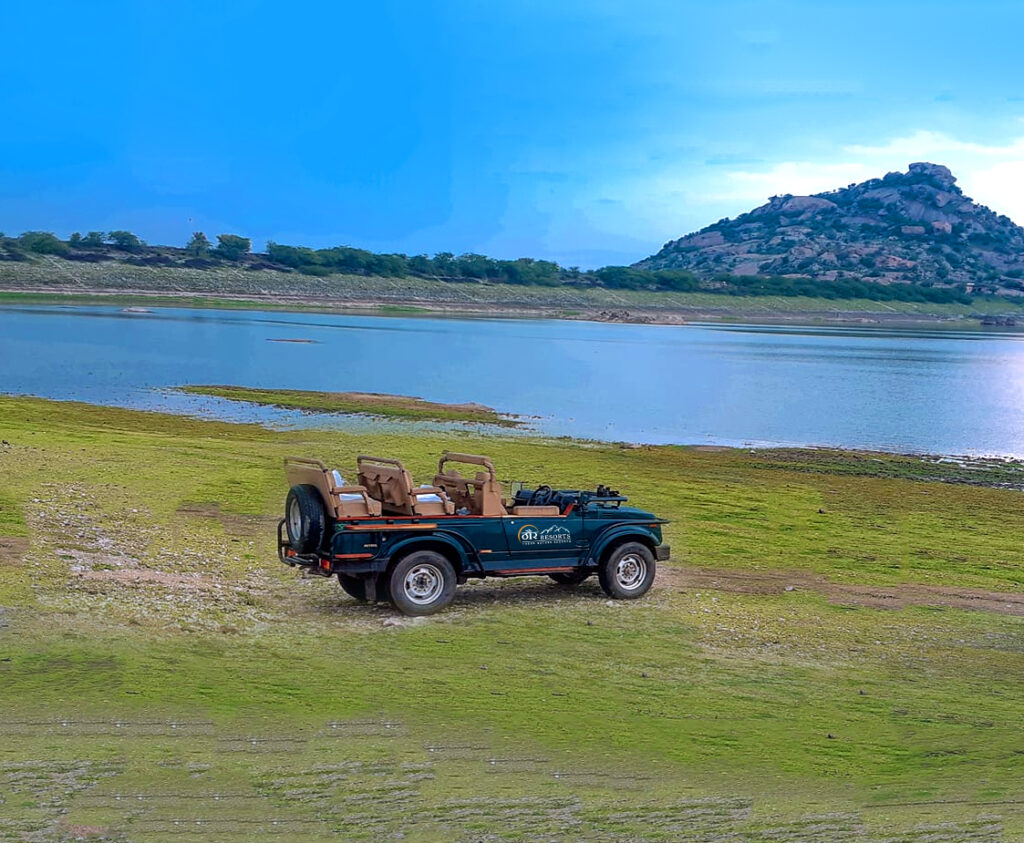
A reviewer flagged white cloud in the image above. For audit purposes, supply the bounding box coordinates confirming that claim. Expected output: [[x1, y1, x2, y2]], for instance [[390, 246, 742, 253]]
[[844, 129, 1024, 160], [613, 128, 1024, 251], [702, 162, 877, 203], [507, 127, 1024, 265], [970, 161, 1024, 221], [842, 130, 1024, 223], [707, 130, 1024, 220]]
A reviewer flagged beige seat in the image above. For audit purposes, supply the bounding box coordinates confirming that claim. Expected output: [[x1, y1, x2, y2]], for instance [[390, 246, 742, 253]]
[[432, 452, 507, 516], [284, 457, 382, 518], [357, 455, 454, 516]]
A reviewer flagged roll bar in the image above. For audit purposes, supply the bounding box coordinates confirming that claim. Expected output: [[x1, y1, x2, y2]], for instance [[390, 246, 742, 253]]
[[357, 455, 405, 469], [438, 451, 496, 479], [284, 456, 328, 470]]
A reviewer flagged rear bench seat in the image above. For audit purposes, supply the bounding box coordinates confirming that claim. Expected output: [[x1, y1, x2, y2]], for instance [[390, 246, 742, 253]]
[[284, 457, 382, 518], [433, 470, 509, 516], [357, 455, 455, 516]]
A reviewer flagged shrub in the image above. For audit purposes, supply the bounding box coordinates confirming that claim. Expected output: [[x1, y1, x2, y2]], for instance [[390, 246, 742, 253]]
[[214, 234, 250, 261], [266, 242, 317, 268], [186, 232, 211, 256], [108, 230, 143, 250], [18, 231, 67, 255]]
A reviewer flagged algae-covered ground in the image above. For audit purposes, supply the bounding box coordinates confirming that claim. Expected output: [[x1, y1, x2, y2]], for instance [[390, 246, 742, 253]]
[[0, 396, 1022, 841], [179, 385, 521, 426]]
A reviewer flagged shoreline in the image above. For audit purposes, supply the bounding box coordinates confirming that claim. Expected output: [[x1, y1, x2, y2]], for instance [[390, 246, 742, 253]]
[[4, 392, 1024, 483], [2, 284, 1023, 329]]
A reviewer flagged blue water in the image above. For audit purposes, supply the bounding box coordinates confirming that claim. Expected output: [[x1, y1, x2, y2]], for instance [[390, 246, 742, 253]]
[[2, 305, 1024, 456]]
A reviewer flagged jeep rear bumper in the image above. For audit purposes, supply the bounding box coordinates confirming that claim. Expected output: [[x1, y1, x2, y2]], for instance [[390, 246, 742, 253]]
[[277, 518, 330, 574], [656, 544, 670, 561]]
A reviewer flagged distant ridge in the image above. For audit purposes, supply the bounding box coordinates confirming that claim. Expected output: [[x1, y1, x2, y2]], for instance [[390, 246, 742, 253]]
[[637, 163, 1024, 295]]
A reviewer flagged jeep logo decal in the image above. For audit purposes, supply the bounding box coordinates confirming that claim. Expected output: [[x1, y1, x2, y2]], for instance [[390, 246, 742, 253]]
[[517, 523, 572, 545]]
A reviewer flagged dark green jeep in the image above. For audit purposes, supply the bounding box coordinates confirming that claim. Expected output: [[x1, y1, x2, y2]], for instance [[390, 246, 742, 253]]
[[278, 451, 670, 616]]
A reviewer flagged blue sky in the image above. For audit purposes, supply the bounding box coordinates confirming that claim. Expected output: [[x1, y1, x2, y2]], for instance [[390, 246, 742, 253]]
[[2, 0, 1024, 267]]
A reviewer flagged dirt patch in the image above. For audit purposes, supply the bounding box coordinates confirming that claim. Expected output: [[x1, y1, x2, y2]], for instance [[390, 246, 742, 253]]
[[0, 536, 29, 565], [57, 822, 110, 839], [176, 501, 276, 536], [177, 501, 228, 519], [665, 566, 1024, 617], [76, 568, 217, 589]]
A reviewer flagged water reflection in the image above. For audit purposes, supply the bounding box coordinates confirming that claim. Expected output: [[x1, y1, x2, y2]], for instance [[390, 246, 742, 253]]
[[2, 305, 1024, 456]]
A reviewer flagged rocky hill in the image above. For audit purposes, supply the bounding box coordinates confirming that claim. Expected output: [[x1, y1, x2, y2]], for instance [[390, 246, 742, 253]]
[[638, 163, 1024, 294]]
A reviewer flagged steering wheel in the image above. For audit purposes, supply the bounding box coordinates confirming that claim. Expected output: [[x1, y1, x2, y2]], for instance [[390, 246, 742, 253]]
[[530, 485, 553, 506]]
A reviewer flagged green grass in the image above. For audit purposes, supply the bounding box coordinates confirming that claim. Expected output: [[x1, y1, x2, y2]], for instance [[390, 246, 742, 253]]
[[179, 385, 521, 426], [0, 490, 28, 537], [0, 396, 1021, 839]]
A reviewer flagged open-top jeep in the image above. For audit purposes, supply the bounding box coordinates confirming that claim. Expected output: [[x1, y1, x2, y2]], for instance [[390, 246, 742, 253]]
[[278, 451, 670, 615]]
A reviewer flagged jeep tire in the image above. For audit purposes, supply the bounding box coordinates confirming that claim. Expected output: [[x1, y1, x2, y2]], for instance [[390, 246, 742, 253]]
[[388, 551, 457, 616], [285, 484, 326, 554], [338, 573, 369, 602], [598, 542, 655, 599]]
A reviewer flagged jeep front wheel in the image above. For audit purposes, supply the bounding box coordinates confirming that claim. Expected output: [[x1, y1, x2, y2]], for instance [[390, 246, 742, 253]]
[[598, 542, 655, 599], [388, 551, 457, 616]]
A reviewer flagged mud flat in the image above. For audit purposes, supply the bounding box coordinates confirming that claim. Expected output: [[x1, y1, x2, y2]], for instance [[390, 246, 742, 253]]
[[5, 255, 1024, 327], [178, 385, 523, 426]]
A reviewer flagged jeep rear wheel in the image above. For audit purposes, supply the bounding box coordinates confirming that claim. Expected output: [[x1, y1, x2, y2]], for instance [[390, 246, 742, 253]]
[[285, 485, 326, 554], [550, 570, 591, 586], [338, 573, 369, 602], [388, 551, 457, 616], [598, 542, 655, 599]]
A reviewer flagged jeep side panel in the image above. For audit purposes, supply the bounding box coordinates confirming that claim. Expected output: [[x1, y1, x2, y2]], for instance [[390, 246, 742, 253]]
[[326, 516, 511, 576], [498, 512, 585, 571]]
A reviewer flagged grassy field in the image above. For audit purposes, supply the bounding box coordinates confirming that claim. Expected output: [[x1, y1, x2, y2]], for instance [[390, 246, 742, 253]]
[[179, 385, 521, 426], [4, 257, 1024, 323], [1, 396, 1022, 840]]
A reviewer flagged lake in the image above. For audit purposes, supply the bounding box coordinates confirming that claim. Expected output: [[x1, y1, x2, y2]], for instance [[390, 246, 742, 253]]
[[2, 304, 1024, 456]]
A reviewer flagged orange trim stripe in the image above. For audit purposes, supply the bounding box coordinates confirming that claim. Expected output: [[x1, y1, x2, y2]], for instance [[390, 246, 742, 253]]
[[334, 513, 571, 523], [344, 523, 438, 531], [333, 552, 375, 560]]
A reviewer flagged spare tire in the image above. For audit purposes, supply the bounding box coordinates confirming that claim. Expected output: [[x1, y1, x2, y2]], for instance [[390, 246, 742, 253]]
[[285, 484, 326, 553]]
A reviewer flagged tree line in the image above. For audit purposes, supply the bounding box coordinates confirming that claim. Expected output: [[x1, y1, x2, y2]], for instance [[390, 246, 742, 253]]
[[0, 230, 252, 261], [0, 228, 974, 304]]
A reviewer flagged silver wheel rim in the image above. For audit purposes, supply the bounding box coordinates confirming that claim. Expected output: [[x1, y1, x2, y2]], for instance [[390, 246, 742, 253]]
[[403, 563, 444, 605], [288, 498, 303, 540], [615, 554, 647, 591]]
